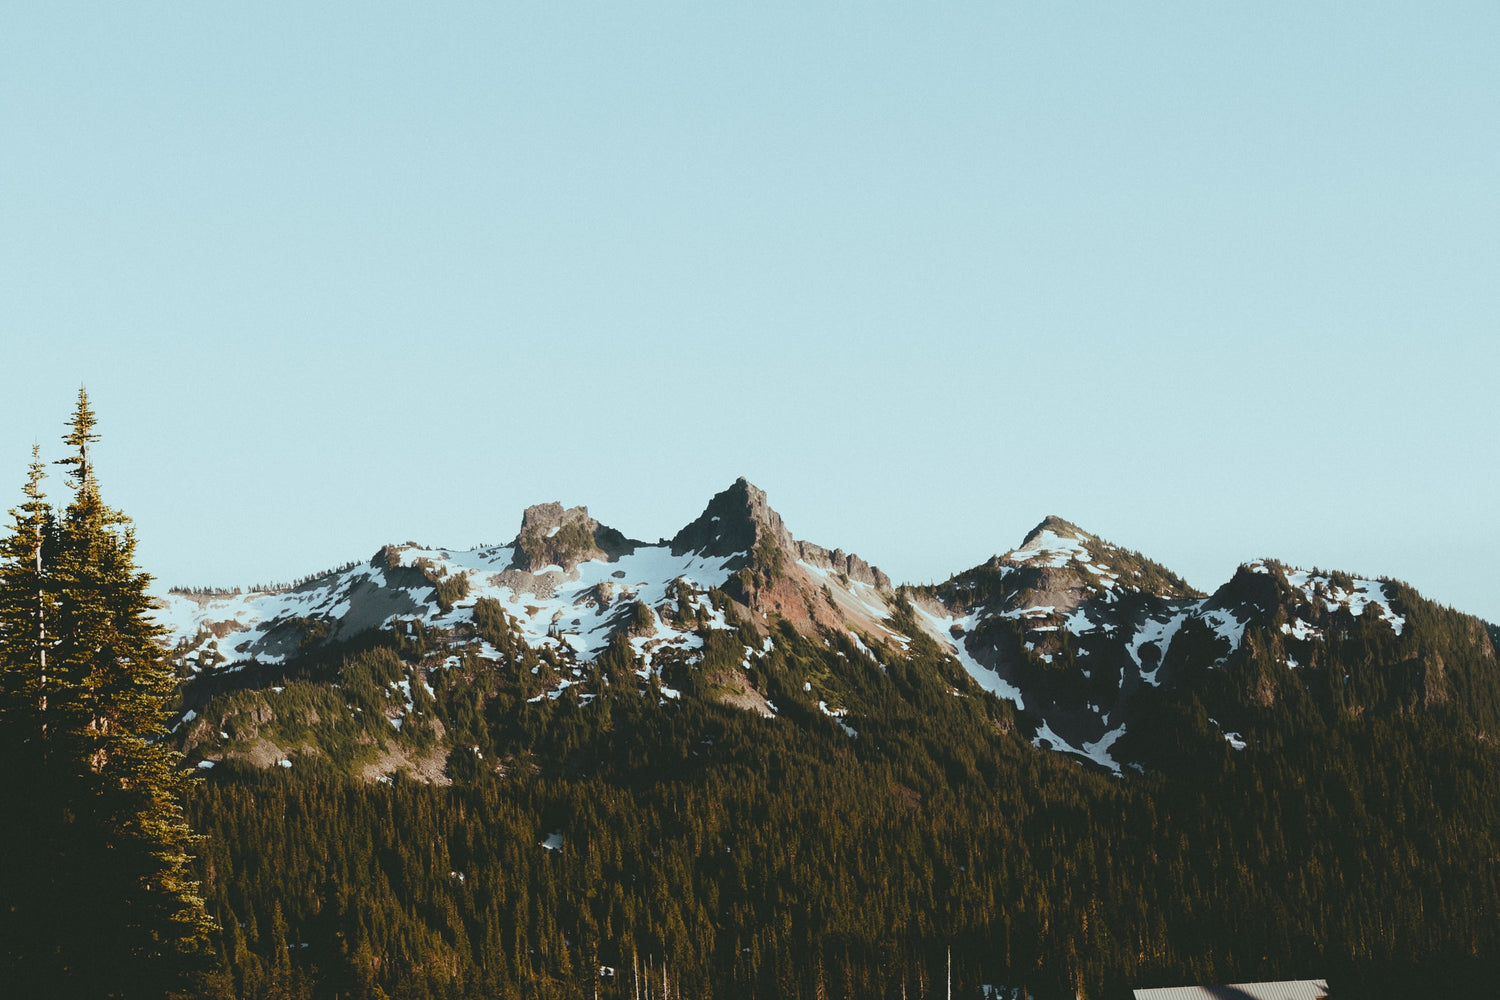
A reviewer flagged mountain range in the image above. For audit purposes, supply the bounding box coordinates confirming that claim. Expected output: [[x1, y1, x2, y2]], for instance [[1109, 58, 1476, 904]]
[[141, 478, 1500, 999], [155, 477, 1491, 782]]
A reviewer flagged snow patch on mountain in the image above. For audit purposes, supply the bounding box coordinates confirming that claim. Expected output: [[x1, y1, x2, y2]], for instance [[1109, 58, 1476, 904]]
[[907, 601, 1027, 711], [1008, 528, 1091, 569], [628, 606, 705, 672], [1128, 610, 1191, 686], [1199, 608, 1250, 661], [1210, 718, 1248, 751], [1281, 619, 1323, 642], [1063, 606, 1101, 634], [1028, 717, 1127, 775], [1001, 605, 1056, 620], [1284, 569, 1405, 635], [1080, 724, 1127, 775], [154, 542, 745, 671], [818, 700, 857, 738]]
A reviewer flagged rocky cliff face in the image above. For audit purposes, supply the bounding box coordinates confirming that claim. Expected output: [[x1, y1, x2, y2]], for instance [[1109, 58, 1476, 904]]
[[669, 477, 894, 634], [670, 478, 792, 561]]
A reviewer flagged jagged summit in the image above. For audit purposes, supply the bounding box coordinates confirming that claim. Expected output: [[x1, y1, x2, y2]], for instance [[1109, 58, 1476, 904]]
[[670, 478, 792, 560], [671, 478, 891, 590], [508, 502, 637, 573]]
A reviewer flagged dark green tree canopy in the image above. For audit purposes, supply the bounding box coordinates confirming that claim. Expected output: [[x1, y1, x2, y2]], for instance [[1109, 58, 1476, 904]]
[[0, 390, 215, 999]]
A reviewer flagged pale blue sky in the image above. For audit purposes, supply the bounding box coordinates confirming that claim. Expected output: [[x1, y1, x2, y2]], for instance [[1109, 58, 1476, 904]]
[[3, 4, 1497, 620]]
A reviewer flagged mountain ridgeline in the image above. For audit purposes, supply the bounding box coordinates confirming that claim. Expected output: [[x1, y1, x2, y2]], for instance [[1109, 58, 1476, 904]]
[[153, 479, 1500, 1000]]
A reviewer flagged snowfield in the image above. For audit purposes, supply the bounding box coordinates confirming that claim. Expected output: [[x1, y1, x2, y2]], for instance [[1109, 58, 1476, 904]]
[[152, 542, 745, 671]]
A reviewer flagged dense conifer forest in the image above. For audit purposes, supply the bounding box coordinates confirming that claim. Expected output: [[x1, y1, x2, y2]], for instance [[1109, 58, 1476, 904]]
[[4, 398, 1500, 999], [178, 623, 1500, 1000]]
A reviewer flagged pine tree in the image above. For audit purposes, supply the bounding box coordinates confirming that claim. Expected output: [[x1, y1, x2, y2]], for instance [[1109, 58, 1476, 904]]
[[0, 391, 217, 998], [0, 444, 57, 750], [0, 445, 64, 993]]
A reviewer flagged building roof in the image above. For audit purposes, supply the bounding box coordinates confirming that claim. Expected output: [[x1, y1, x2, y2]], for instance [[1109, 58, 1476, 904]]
[[1133, 980, 1329, 1000]]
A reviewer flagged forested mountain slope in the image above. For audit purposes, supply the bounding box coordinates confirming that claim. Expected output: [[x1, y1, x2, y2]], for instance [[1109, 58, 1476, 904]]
[[131, 479, 1500, 998]]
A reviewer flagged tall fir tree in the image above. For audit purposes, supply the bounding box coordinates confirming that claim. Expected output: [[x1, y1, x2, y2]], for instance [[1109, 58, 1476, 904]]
[[0, 444, 57, 750], [0, 391, 216, 998], [0, 445, 64, 992]]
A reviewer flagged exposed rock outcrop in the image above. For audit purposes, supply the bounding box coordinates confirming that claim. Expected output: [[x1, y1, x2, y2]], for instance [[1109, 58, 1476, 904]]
[[509, 502, 638, 573], [670, 478, 792, 561], [671, 478, 891, 588]]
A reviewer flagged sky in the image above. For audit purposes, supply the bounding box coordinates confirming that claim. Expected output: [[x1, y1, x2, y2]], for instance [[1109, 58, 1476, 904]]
[[2, 4, 1497, 620]]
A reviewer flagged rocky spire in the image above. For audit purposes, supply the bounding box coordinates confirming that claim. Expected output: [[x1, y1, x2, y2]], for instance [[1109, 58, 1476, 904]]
[[669, 478, 793, 560], [671, 479, 891, 589]]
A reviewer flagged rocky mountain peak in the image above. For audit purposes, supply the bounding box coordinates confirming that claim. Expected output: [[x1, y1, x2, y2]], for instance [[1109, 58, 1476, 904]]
[[1018, 515, 1091, 550], [1005, 515, 1096, 569], [669, 479, 892, 596], [670, 477, 795, 560], [517, 501, 582, 534], [510, 502, 635, 573], [970, 516, 1202, 607]]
